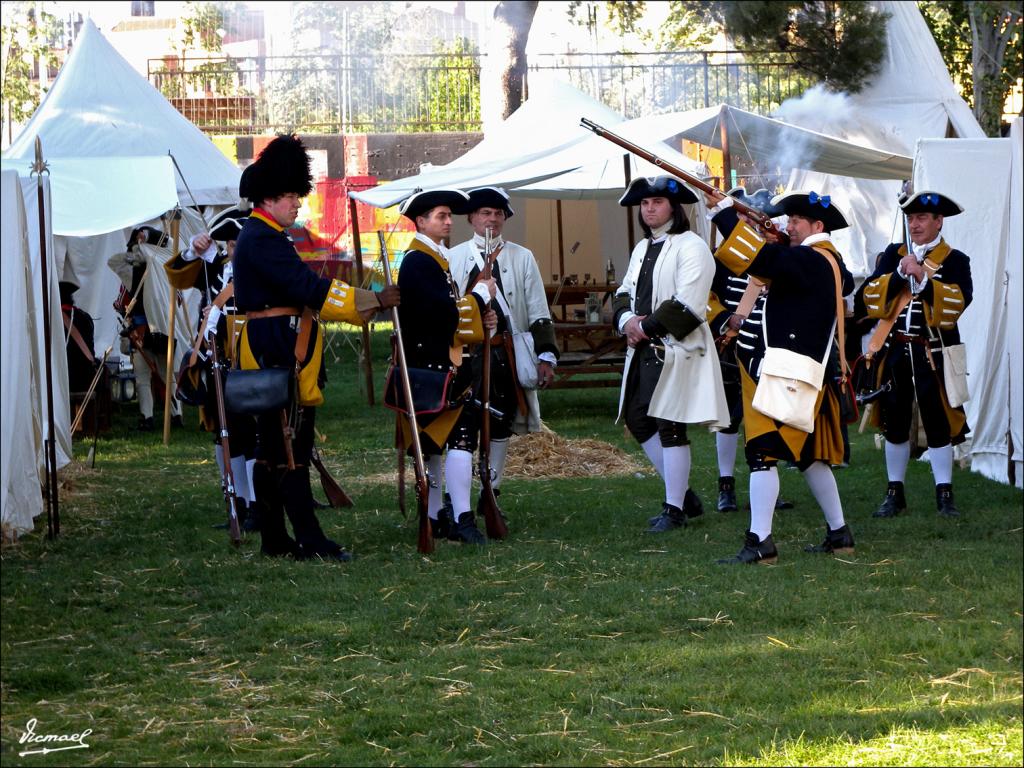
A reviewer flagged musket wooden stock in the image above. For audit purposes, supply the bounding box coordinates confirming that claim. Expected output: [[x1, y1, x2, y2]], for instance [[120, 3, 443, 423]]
[[379, 231, 434, 554], [477, 229, 508, 540], [579, 117, 787, 242], [311, 448, 354, 508]]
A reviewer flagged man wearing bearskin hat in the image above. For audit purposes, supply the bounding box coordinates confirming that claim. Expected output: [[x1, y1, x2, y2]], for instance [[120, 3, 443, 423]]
[[393, 188, 496, 544], [612, 176, 728, 534], [447, 186, 558, 515], [856, 190, 972, 518], [166, 206, 259, 531], [232, 134, 400, 561], [706, 188, 856, 565]]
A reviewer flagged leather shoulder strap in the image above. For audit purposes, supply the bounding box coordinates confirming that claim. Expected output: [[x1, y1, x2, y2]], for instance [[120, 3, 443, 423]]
[[812, 247, 849, 378]]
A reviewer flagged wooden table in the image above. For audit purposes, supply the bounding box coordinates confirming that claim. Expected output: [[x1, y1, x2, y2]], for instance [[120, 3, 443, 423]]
[[549, 321, 626, 389], [544, 282, 619, 321]]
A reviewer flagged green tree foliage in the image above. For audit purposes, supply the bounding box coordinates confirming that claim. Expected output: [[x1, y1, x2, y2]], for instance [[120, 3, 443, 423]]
[[420, 37, 481, 132], [920, 1, 1023, 136], [571, 1, 889, 93], [0, 2, 62, 139]]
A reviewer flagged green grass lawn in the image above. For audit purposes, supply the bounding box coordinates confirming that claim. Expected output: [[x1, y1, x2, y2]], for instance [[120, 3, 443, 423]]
[[2, 328, 1021, 766]]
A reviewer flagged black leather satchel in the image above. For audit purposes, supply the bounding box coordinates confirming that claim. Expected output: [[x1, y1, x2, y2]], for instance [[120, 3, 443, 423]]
[[223, 367, 293, 414], [383, 365, 455, 415]]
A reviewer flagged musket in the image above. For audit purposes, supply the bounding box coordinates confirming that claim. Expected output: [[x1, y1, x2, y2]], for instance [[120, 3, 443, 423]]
[[168, 152, 242, 545], [310, 447, 354, 508], [476, 228, 508, 540], [379, 230, 433, 554], [579, 117, 789, 244], [32, 137, 60, 539]]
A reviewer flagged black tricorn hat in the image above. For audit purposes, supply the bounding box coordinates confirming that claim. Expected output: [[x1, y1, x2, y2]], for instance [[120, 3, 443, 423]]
[[127, 225, 168, 250], [240, 134, 314, 205], [466, 186, 514, 218], [771, 190, 849, 232], [618, 175, 698, 207], [398, 188, 471, 221], [208, 206, 249, 243], [728, 185, 784, 218], [899, 191, 963, 217]]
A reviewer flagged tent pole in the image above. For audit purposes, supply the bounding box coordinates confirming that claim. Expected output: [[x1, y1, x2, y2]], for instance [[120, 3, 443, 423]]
[[348, 195, 375, 405], [623, 153, 635, 247], [719, 104, 733, 191], [32, 137, 59, 538], [556, 199, 566, 321], [163, 211, 182, 445]]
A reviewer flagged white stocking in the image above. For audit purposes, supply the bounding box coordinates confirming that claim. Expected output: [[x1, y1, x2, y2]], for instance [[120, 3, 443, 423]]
[[426, 454, 444, 519], [489, 438, 510, 489], [662, 445, 690, 509], [445, 449, 474, 517], [803, 461, 845, 530], [716, 432, 739, 478], [930, 444, 954, 485], [641, 435, 665, 479], [885, 440, 911, 483], [749, 468, 779, 541]]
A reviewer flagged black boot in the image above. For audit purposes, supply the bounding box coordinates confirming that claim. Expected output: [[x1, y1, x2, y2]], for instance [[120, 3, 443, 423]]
[[717, 476, 738, 512], [873, 481, 907, 518], [452, 511, 486, 545], [646, 503, 687, 533], [716, 530, 778, 565], [255, 466, 299, 557], [804, 523, 855, 555], [683, 488, 704, 519], [936, 483, 960, 517]]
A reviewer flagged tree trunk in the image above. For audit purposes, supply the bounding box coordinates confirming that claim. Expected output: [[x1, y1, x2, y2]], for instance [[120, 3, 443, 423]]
[[481, 1, 538, 130], [967, 1, 1019, 136]]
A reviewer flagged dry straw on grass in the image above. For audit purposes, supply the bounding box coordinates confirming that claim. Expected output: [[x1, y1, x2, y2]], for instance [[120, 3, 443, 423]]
[[502, 430, 645, 479]]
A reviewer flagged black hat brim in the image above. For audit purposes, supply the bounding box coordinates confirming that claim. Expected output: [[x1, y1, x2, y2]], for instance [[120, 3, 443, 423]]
[[399, 189, 471, 220], [900, 192, 962, 217], [774, 193, 849, 232], [208, 207, 248, 242], [619, 176, 698, 207], [466, 187, 514, 218]]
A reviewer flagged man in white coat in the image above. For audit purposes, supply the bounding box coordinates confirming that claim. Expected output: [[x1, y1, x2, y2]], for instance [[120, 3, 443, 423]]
[[448, 186, 559, 513], [612, 176, 729, 533]]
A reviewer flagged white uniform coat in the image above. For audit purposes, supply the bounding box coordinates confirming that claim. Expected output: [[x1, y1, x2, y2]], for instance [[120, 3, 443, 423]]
[[448, 238, 550, 433], [615, 231, 729, 429]]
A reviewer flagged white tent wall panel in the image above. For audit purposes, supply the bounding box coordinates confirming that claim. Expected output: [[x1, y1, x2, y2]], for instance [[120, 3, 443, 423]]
[[914, 136, 1020, 487], [1007, 118, 1023, 488], [1, 171, 44, 536], [18, 175, 73, 472]]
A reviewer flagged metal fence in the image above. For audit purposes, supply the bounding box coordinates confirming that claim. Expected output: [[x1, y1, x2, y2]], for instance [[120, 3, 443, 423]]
[[148, 50, 812, 135]]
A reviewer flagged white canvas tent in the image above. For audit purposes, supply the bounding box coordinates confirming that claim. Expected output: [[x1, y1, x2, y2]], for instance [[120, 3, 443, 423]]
[[2, 18, 241, 362], [913, 120, 1024, 487], [783, 0, 985, 276], [1, 170, 71, 538]]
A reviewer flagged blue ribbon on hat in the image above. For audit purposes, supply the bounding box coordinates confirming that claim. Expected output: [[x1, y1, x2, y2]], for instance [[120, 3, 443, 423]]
[[920, 193, 939, 205], [808, 191, 831, 208], [667, 179, 678, 194]]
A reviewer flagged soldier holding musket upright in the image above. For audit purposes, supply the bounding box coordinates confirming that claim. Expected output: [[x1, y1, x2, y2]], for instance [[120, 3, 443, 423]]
[[855, 190, 971, 518], [706, 189, 856, 565], [613, 176, 728, 534], [447, 187, 559, 513], [233, 134, 399, 561], [392, 189, 496, 545]]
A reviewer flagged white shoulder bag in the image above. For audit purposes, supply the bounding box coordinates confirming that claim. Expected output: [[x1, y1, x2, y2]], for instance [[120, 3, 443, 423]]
[[750, 297, 834, 433]]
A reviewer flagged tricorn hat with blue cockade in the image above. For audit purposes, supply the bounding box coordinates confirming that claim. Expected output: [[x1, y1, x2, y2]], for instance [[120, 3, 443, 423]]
[[618, 175, 698, 207]]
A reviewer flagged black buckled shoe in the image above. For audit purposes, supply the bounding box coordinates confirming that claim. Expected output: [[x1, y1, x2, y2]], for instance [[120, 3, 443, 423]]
[[683, 488, 704, 519], [137, 416, 154, 432], [716, 531, 778, 565], [804, 523, 855, 555], [297, 538, 353, 562], [452, 512, 486, 545], [646, 503, 687, 533], [873, 481, 906, 518], [260, 535, 300, 558], [717, 476, 739, 512], [431, 506, 455, 539], [775, 497, 795, 510], [936, 483, 960, 517]]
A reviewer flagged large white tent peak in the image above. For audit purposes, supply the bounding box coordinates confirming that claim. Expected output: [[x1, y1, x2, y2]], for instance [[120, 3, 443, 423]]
[[4, 18, 239, 206]]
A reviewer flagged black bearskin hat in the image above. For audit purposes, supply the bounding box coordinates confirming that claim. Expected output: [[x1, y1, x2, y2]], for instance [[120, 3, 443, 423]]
[[240, 134, 313, 206]]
